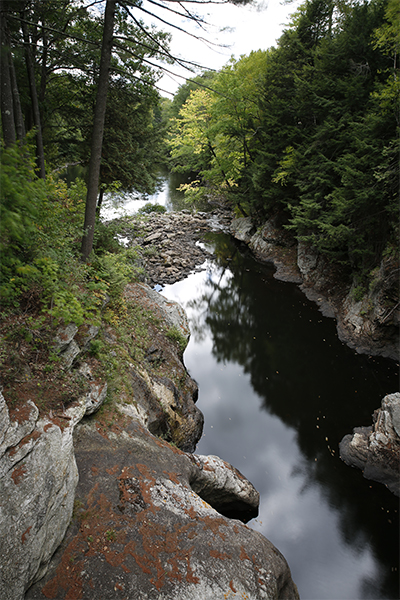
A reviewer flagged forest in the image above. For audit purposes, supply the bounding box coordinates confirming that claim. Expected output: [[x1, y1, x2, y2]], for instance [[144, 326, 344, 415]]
[[0, 0, 398, 328]]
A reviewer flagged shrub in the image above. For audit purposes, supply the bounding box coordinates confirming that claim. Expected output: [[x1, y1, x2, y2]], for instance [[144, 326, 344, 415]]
[[137, 203, 166, 215], [165, 326, 187, 354]]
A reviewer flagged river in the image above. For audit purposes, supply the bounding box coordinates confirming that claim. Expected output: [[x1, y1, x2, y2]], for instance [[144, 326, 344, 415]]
[[110, 174, 400, 599]]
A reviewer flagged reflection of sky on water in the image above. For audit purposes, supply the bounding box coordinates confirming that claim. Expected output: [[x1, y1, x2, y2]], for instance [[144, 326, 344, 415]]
[[99, 170, 192, 221], [182, 332, 379, 600], [100, 180, 169, 221], [161, 248, 399, 600]]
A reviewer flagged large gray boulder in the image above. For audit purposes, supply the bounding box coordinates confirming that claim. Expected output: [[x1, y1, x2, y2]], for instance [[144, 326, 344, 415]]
[[189, 454, 259, 522], [0, 393, 82, 600], [26, 418, 299, 600], [0, 383, 108, 600], [339, 393, 400, 496]]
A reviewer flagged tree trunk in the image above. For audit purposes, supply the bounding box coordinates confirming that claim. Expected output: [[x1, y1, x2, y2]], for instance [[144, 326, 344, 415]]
[[81, 0, 116, 262], [21, 12, 45, 178], [96, 187, 104, 217], [0, 3, 16, 146], [9, 50, 25, 141]]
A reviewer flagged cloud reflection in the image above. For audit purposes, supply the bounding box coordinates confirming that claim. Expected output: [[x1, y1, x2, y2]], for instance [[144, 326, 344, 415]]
[[161, 232, 399, 600]]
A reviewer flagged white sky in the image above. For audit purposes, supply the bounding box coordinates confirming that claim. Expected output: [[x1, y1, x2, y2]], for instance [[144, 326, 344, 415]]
[[141, 0, 300, 97]]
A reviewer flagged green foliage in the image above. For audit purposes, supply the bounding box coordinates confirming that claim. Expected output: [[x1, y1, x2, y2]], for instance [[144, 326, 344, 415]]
[[352, 285, 366, 303], [167, 0, 399, 277], [165, 327, 187, 354], [100, 79, 166, 197], [137, 203, 167, 215], [93, 220, 124, 254], [93, 249, 144, 300], [88, 338, 104, 358], [168, 52, 268, 214], [0, 140, 144, 329]]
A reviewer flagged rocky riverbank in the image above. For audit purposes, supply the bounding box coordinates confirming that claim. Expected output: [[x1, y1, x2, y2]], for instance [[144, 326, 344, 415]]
[[1, 207, 300, 599], [230, 216, 399, 362], [339, 393, 400, 496], [120, 209, 398, 361], [2, 206, 397, 597], [116, 208, 232, 287]]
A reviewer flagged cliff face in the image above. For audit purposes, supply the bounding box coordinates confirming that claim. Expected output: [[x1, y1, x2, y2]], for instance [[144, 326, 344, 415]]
[[230, 217, 399, 361], [339, 393, 400, 496], [0, 393, 84, 600], [1, 281, 299, 600]]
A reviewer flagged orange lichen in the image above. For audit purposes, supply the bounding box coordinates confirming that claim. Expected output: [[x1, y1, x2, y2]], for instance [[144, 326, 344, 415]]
[[163, 470, 180, 484], [210, 549, 231, 560], [8, 429, 41, 457], [21, 526, 32, 544], [106, 464, 120, 475], [240, 546, 250, 561], [201, 516, 228, 540], [11, 464, 27, 485]]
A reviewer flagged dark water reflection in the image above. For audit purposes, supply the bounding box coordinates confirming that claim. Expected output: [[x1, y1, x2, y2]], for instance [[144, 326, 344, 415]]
[[162, 232, 399, 600]]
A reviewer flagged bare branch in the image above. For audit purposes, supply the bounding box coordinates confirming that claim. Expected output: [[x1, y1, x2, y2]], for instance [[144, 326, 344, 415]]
[[146, 0, 209, 27], [136, 4, 229, 48]]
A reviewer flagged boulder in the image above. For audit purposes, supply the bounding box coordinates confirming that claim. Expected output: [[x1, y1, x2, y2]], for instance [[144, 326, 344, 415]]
[[128, 282, 190, 340], [338, 257, 399, 360], [189, 454, 259, 522], [0, 393, 82, 600], [339, 393, 400, 496], [26, 418, 299, 600], [0, 384, 109, 600], [230, 217, 255, 243], [2, 277, 299, 600]]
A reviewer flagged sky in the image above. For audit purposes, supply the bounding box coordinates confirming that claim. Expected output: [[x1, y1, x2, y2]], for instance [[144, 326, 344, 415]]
[[141, 0, 300, 97]]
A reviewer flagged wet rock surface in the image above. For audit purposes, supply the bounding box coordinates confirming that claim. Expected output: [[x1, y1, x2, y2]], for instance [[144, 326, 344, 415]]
[[339, 393, 400, 496], [230, 217, 302, 284], [118, 208, 232, 286]]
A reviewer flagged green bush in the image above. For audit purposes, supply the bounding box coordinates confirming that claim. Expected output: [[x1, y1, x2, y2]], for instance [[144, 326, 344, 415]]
[[165, 326, 187, 354], [93, 248, 144, 299], [0, 140, 145, 329], [137, 203, 166, 215]]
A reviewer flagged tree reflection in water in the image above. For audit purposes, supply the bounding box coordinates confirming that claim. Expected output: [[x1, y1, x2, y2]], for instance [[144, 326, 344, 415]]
[[162, 232, 399, 600]]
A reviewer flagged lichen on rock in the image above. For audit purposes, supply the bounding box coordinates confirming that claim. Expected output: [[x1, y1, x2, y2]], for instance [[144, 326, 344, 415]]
[[25, 418, 299, 600], [2, 217, 300, 599]]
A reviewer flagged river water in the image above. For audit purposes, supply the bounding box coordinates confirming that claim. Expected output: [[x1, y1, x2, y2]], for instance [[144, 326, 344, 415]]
[[109, 174, 399, 599]]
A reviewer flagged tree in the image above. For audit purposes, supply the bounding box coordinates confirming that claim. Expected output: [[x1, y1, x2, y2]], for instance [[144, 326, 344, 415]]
[[0, 0, 16, 146], [79, 0, 253, 260], [169, 52, 267, 214], [20, 3, 46, 178], [97, 78, 166, 212], [81, 0, 116, 262]]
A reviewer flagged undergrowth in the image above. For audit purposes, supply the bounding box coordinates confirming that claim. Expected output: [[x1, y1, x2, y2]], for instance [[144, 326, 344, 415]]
[[0, 141, 151, 415]]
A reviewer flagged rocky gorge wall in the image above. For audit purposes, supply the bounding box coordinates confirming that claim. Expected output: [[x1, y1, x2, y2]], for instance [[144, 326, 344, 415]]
[[230, 216, 399, 362], [2, 207, 397, 598], [1, 261, 299, 599], [230, 215, 399, 496], [339, 392, 400, 497]]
